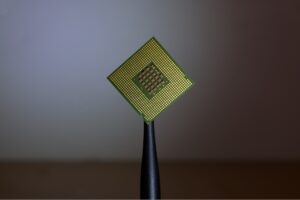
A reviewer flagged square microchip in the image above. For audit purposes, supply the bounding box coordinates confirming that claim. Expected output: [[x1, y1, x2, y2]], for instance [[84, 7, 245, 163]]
[[107, 37, 194, 123]]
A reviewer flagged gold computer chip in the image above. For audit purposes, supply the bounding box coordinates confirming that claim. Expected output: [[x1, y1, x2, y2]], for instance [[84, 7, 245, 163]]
[[107, 37, 194, 123]]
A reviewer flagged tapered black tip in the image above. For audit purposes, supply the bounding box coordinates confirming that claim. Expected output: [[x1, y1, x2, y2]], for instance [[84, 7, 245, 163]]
[[140, 121, 161, 199]]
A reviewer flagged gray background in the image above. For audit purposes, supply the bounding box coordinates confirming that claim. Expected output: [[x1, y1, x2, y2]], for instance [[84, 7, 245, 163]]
[[0, 0, 299, 161]]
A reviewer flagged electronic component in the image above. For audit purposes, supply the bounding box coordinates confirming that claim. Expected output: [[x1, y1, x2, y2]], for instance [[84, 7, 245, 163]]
[[107, 37, 194, 123]]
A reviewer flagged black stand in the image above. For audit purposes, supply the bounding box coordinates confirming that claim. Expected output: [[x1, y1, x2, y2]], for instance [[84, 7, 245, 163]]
[[140, 121, 161, 199]]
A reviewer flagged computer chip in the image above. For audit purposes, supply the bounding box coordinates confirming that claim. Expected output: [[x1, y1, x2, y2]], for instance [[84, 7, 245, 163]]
[[107, 37, 194, 123]]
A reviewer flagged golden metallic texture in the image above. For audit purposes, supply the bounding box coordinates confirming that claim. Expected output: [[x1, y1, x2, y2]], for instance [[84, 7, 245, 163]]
[[107, 37, 194, 123]]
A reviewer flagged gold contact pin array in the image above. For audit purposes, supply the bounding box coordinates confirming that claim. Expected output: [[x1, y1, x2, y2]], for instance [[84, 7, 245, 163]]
[[107, 37, 194, 123]]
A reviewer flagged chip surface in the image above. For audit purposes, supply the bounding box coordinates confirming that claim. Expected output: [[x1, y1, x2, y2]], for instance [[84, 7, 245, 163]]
[[132, 62, 170, 99], [107, 37, 194, 123]]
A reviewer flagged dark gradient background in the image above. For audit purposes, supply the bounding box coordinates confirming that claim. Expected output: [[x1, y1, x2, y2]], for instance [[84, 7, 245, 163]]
[[0, 0, 300, 161], [1, 0, 300, 198]]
